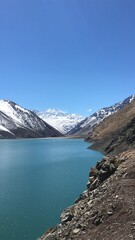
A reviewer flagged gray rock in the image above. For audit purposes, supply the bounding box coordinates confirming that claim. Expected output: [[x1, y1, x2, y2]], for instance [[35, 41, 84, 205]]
[[61, 209, 74, 224]]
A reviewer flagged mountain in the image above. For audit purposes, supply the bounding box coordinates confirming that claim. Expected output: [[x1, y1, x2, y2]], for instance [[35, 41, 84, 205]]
[[87, 97, 135, 155], [36, 108, 85, 134], [0, 100, 62, 139], [68, 95, 135, 136]]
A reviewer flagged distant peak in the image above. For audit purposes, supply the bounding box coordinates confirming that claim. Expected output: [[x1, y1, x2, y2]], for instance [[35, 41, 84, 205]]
[[46, 108, 66, 113]]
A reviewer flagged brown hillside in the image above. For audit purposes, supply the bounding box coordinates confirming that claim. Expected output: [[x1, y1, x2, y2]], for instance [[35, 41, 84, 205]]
[[87, 99, 135, 141]]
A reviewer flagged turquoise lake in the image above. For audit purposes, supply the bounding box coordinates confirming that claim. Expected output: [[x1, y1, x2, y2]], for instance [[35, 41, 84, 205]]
[[0, 138, 103, 240]]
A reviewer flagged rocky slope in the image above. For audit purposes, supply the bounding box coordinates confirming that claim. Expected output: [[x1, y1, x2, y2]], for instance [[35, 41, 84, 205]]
[[68, 95, 135, 136], [39, 96, 135, 240], [36, 109, 85, 134], [39, 150, 135, 240], [0, 100, 62, 138]]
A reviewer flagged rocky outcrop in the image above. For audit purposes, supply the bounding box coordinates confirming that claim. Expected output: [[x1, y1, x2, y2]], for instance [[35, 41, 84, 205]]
[[86, 156, 116, 190]]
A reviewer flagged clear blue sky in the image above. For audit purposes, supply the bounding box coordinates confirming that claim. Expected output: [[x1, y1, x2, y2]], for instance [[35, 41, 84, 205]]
[[0, 0, 135, 115]]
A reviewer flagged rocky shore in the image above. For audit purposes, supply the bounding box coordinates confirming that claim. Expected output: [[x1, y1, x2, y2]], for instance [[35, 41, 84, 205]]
[[38, 148, 135, 240]]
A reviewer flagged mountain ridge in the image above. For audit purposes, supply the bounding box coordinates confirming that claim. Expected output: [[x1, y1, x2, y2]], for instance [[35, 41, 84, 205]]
[[87, 98, 135, 155], [0, 94, 134, 139], [36, 108, 85, 134], [0, 100, 62, 139], [68, 94, 135, 136]]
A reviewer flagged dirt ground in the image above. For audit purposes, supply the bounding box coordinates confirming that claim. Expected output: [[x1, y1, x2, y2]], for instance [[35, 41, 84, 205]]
[[77, 150, 135, 240]]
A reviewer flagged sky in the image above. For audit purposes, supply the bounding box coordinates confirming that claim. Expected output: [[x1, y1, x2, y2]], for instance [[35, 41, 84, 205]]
[[0, 0, 135, 116]]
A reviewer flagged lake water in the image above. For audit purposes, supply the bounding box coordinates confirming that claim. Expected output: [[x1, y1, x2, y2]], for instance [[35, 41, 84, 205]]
[[0, 138, 103, 240]]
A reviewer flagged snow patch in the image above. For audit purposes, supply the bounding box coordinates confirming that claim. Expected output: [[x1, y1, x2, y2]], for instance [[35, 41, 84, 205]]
[[0, 125, 15, 135], [15, 104, 29, 113]]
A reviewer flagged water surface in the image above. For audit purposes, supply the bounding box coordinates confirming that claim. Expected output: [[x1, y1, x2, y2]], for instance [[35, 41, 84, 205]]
[[0, 138, 103, 240]]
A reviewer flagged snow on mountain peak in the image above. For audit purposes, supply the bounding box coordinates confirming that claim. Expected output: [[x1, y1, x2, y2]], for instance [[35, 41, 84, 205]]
[[44, 108, 67, 117], [36, 108, 85, 134], [0, 100, 29, 124], [0, 100, 62, 138]]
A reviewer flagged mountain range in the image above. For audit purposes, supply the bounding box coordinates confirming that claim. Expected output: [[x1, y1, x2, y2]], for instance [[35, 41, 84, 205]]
[[36, 109, 85, 134], [0, 100, 62, 139], [0, 94, 134, 139]]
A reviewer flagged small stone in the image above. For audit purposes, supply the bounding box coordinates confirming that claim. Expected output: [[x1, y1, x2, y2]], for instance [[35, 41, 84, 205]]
[[88, 200, 93, 207], [89, 176, 95, 183], [94, 217, 102, 225], [87, 181, 91, 189], [61, 210, 74, 224], [102, 156, 109, 162], [107, 211, 113, 216], [89, 178, 99, 190], [73, 228, 80, 234], [128, 234, 134, 238], [85, 211, 90, 216], [120, 157, 126, 162], [109, 163, 116, 172]]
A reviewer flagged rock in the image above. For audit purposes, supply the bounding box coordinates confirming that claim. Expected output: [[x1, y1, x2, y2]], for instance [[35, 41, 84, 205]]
[[94, 217, 102, 225], [87, 180, 91, 189], [87, 200, 93, 207], [102, 156, 109, 161], [89, 178, 99, 191], [109, 163, 116, 172], [73, 228, 80, 234], [99, 169, 110, 181], [120, 156, 126, 162], [102, 162, 110, 171], [61, 209, 74, 224], [107, 211, 113, 216], [89, 167, 99, 178], [96, 161, 103, 170], [89, 176, 95, 183], [91, 214, 102, 225]]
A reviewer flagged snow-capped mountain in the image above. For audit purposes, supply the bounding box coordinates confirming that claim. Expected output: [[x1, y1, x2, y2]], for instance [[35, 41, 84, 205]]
[[36, 109, 85, 134], [68, 95, 135, 136], [0, 100, 62, 139], [0, 94, 134, 139]]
